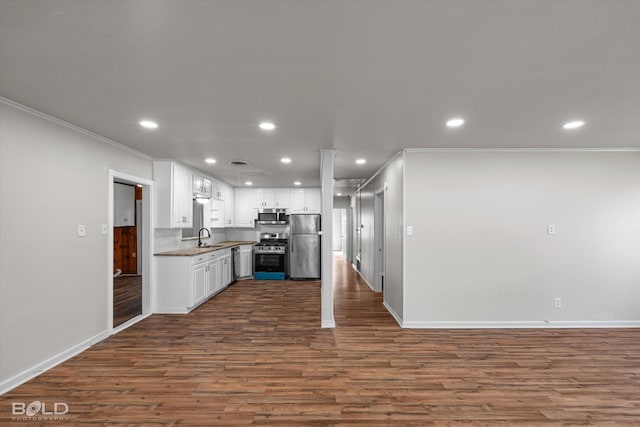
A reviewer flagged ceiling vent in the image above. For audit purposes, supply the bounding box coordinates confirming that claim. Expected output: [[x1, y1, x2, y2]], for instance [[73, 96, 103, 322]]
[[229, 160, 249, 166]]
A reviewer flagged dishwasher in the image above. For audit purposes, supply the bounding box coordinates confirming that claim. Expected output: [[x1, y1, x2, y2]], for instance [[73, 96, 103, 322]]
[[231, 246, 241, 282]]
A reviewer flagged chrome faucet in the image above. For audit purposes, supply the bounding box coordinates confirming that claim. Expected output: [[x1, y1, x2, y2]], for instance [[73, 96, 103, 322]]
[[198, 228, 211, 247]]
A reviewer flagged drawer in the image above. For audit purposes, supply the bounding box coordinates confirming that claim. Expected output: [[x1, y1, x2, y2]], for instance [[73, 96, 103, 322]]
[[191, 255, 208, 265], [206, 252, 218, 261]]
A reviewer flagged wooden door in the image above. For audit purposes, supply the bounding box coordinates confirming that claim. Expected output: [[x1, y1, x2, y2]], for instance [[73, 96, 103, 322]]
[[114, 226, 137, 274]]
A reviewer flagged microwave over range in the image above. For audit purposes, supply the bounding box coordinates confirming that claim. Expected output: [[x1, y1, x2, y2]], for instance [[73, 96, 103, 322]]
[[257, 208, 288, 225]]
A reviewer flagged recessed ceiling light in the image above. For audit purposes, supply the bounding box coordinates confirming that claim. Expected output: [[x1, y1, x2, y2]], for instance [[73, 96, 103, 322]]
[[139, 120, 158, 129], [355, 158, 366, 165], [281, 157, 292, 164], [259, 122, 276, 131], [245, 181, 253, 186], [562, 120, 585, 129], [205, 158, 216, 164], [337, 193, 342, 196], [294, 181, 301, 186], [446, 118, 465, 128]]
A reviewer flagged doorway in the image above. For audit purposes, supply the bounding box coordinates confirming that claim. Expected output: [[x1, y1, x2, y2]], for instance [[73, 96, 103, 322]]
[[108, 171, 153, 334], [332, 208, 347, 252], [113, 182, 142, 327], [374, 190, 385, 292]]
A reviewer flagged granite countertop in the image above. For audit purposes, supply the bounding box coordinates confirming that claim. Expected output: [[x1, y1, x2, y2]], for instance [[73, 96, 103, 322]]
[[154, 241, 256, 257]]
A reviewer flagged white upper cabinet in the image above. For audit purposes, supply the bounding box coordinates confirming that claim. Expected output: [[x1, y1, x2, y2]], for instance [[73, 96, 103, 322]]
[[274, 189, 290, 208], [234, 188, 256, 228], [223, 183, 235, 227], [154, 161, 193, 228], [253, 189, 275, 208], [252, 188, 291, 208], [193, 174, 212, 198], [290, 188, 321, 213], [211, 179, 223, 200], [305, 188, 321, 213]]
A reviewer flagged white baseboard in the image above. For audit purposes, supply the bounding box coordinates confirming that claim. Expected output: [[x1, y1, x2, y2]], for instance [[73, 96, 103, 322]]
[[321, 319, 336, 328], [352, 266, 375, 291], [383, 301, 403, 326], [0, 330, 110, 395], [112, 313, 151, 335], [154, 307, 189, 314], [400, 320, 640, 329]]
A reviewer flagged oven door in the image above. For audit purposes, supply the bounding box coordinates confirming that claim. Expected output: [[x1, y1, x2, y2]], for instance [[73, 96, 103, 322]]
[[254, 252, 285, 273]]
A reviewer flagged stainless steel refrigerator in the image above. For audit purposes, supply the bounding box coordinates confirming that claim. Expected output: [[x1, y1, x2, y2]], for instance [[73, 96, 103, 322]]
[[289, 214, 321, 279]]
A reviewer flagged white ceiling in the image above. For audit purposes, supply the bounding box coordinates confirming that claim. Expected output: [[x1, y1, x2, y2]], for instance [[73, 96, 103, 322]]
[[1, 0, 639, 192]]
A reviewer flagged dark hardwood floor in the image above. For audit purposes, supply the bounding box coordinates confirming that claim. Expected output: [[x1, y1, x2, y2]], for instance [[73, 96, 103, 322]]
[[113, 275, 142, 328], [2, 254, 640, 425]]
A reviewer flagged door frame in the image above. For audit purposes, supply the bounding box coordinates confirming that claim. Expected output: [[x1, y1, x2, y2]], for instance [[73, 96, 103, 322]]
[[108, 170, 154, 335], [374, 190, 385, 292]]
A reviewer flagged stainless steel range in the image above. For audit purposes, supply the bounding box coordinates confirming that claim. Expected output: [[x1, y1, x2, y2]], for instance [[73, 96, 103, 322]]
[[254, 233, 288, 280]]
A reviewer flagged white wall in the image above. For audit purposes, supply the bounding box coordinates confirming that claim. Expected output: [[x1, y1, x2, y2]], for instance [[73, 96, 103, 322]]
[[0, 101, 152, 389], [355, 154, 404, 320], [403, 150, 640, 327]]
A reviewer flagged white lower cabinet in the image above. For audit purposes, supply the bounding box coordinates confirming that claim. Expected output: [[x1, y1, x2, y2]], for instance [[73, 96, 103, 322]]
[[239, 245, 253, 278], [155, 248, 232, 313], [219, 254, 232, 288], [205, 256, 219, 296]]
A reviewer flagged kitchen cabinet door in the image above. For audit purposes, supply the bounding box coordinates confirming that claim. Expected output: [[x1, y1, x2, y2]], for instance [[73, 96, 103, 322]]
[[154, 161, 194, 228], [206, 259, 219, 296], [223, 184, 235, 227], [304, 188, 321, 213], [274, 189, 290, 208], [235, 189, 256, 227], [289, 189, 306, 213], [289, 188, 320, 213], [192, 262, 207, 304], [252, 189, 275, 208], [240, 247, 253, 278], [220, 255, 231, 287], [193, 174, 212, 198]]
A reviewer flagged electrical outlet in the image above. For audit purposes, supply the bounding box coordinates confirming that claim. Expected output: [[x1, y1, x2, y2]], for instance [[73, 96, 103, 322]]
[[407, 226, 414, 236], [548, 224, 556, 235], [78, 224, 86, 237], [554, 297, 562, 308]]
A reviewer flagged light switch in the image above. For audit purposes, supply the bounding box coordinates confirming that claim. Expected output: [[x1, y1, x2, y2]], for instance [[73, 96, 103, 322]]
[[101, 224, 108, 234], [407, 226, 413, 236], [78, 225, 86, 237]]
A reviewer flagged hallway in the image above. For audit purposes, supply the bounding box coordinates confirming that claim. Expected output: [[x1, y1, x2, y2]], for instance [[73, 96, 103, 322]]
[[2, 256, 640, 424], [332, 252, 397, 327]]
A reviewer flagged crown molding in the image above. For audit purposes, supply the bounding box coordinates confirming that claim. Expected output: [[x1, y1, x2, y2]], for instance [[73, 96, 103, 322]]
[[0, 96, 153, 161]]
